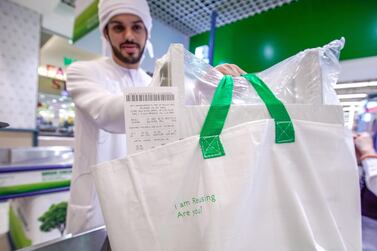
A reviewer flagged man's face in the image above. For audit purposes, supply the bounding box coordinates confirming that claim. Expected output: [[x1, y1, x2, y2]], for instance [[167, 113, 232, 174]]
[[105, 14, 147, 68]]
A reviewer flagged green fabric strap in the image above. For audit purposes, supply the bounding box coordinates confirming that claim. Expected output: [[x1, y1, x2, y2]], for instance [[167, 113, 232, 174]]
[[199, 75, 233, 159], [242, 73, 295, 144], [199, 73, 295, 159]]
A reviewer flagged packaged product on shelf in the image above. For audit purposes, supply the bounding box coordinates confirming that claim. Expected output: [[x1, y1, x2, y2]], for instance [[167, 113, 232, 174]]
[[9, 192, 69, 249]]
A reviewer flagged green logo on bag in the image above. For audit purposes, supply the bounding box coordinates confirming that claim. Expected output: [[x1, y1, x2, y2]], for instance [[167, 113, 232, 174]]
[[175, 194, 217, 218]]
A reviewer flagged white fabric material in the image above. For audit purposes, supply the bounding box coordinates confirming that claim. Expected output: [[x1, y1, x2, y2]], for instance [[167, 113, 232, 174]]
[[177, 105, 345, 140], [93, 113, 361, 251], [65, 57, 151, 235], [98, 0, 153, 57], [362, 158, 377, 196]]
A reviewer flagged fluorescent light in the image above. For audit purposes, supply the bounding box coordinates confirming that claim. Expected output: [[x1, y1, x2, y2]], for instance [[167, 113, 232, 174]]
[[340, 101, 362, 106], [337, 93, 367, 99], [334, 81, 377, 89], [346, 105, 356, 129]]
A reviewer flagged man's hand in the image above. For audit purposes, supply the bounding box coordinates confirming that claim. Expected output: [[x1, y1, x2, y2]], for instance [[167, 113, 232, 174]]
[[215, 64, 246, 77], [354, 132, 376, 162]]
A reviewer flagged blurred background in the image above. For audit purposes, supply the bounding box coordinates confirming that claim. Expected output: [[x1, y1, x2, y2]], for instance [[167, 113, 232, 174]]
[[0, 0, 377, 250]]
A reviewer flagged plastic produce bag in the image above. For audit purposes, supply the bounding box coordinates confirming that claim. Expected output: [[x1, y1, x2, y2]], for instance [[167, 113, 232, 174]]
[[149, 39, 345, 140], [150, 38, 344, 106]]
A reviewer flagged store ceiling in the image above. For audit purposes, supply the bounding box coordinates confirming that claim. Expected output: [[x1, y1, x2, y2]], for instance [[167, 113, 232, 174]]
[[9, 0, 100, 68], [147, 0, 294, 36], [40, 35, 100, 68], [10, 0, 75, 38], [10, 0, 296, 68], [10, 0, 294, 37]]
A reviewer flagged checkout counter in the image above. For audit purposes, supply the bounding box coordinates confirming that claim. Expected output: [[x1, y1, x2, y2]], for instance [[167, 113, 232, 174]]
[[0, 117, 112, 250], [0, 147, 76, 250], [18, 226, 110, 251], [0, 147, 72, 201]]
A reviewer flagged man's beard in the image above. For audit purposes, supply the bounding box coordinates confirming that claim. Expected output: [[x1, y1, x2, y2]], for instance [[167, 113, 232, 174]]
[[111, 41, 145, 65]]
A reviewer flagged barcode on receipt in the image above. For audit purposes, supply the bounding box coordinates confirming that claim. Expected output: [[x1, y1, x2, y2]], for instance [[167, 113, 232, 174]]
[[126, 93, 175, 102]]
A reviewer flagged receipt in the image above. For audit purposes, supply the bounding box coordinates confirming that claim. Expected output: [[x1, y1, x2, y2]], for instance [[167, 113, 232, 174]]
[[124, 87, 179, 154]]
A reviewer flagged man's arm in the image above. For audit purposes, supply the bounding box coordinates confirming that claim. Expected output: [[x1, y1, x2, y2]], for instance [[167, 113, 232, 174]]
[[354, 132, 377, 195], [66, 61, 126, 134], [66, 62, 246, 134]]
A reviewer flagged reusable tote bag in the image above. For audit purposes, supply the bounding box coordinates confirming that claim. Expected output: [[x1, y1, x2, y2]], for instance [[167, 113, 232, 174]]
[[93, 74, 361, 251]]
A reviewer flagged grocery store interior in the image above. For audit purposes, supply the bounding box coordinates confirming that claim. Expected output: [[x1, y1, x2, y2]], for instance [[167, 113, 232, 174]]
[[1, 0, 377, 250]]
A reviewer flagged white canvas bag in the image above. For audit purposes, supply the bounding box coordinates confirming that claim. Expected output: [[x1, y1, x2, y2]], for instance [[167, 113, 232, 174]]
[[93, 74, 361, 251]]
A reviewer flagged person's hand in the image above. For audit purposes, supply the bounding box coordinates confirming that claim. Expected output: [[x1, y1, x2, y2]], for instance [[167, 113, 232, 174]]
[[354, 132, 376, 163], [215, 64, 246, 77]]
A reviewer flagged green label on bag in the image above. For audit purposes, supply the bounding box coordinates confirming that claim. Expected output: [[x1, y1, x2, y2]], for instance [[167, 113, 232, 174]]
[[174, 194, 217, 218], [199, 136, 225, 158]]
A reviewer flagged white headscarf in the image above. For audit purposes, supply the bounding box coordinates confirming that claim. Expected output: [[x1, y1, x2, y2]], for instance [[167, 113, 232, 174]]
[[98, 0, 154, 58]]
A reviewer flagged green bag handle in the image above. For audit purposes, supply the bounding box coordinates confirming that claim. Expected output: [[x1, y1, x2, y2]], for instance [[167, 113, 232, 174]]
[[199, 75, 234, 159], [199, 73, 295, 159]]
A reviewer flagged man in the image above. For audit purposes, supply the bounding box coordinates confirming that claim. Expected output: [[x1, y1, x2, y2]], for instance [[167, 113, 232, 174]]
[[66, 0, 245, 235], [354, 132, 377, 251]]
